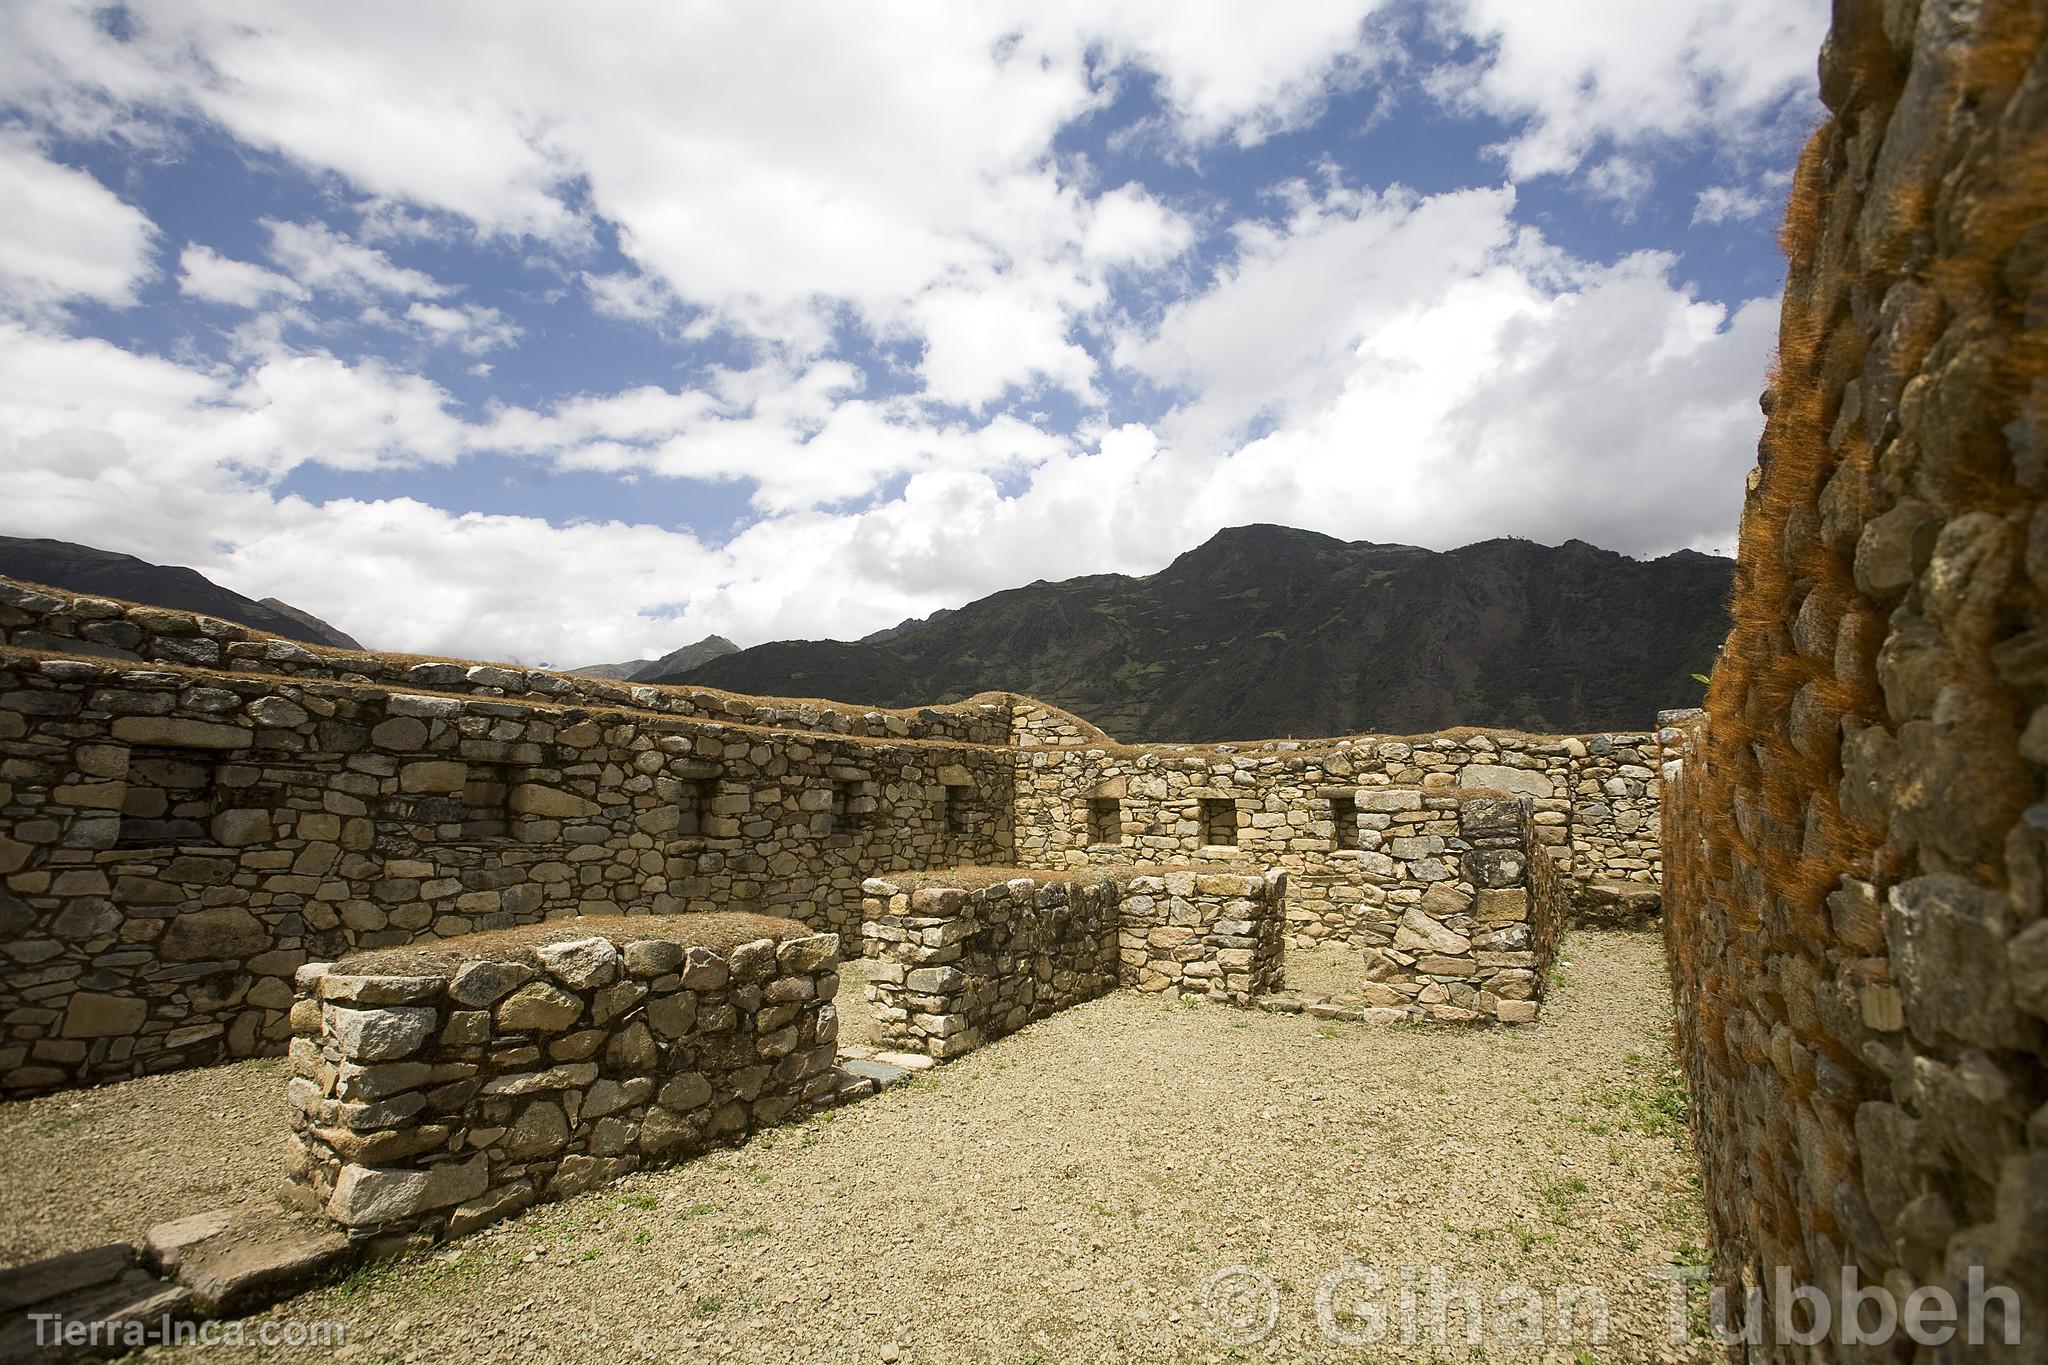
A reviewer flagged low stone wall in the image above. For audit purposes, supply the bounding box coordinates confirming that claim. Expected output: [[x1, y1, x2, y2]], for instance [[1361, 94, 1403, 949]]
[[1339, 795, 1560, 1024], [0, 579, 1011, 746], [284, 914, 838, 1241], [861, 872, 1121, 1059], [1117, 868, 1286, 1003]]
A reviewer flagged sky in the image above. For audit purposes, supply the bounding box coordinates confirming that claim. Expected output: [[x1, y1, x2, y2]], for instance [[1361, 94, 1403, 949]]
[[0, 0, 1826, 668]]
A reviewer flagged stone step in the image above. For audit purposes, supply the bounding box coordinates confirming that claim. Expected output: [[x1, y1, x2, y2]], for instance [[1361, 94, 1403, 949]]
[[143, 1208, 353, 1317], [0, 1243, 192, 1363], [868, 1050, 935, 1071], [840, 1058, 915, 1088]]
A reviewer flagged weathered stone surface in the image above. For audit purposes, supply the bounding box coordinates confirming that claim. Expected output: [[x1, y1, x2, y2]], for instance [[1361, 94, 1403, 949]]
[[325, 1157, 487, 1226], [109, 716, 252, 748], [1885, 875, 2034, 1050], [1392, 907, 1470, 956], [448, 960, 535, 1007], [398, 760, 467, 794], [159, 908, 269, 962], [324, 1005, 436, 1061], [495, 982, 584, 1031], [534, 936, 620, 990], [153, 1208, 351, 1314], [508, 783, 600, 818], [1457, 763, 1553, 798], [60, 992, 148, 1038]]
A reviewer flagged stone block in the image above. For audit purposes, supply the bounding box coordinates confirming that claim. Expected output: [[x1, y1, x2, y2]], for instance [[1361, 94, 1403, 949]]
[[110, 716, 252, 749], [325, 1005, 436, 1061], [508, 783, 599, 819], [60, 992, 147, 1038], [398, 760, 468, 794], [325, 1157, 487, 1227], [534, 936, 620, 989]]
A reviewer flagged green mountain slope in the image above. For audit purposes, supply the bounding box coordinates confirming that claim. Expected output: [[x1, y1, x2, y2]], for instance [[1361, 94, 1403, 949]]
[[668, 525, 1731, 741]]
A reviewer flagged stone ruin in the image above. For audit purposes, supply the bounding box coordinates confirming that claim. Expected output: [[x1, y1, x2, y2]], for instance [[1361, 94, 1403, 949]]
[[0, 532, 1681, 1331]]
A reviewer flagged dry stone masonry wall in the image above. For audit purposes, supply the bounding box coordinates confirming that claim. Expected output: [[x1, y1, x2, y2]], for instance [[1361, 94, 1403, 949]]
[[0, 647, 1004, 1095], [1006, 699, 1660, 947], [1660, 0, 2048, 1356], [3, 565, 1680, 1095], [861, 872, 1123, 1059], [285, 915, 838, 1241], [860, 866, 1286, 1060]]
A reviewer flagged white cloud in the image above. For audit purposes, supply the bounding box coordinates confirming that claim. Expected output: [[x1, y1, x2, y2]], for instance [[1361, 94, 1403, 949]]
[[0, 131, 156, 317], [177, 243, 307, 308], [0, 4, 1789, 668], [262, 218, 451, 300], [1584, 155, 1653, 216], [1432, 0, 1826, 179], [1693, 184, 1770, 225], [403, 300, 523, 355]]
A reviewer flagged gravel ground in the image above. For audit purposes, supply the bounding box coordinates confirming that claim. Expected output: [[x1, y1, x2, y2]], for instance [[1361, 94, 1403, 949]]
[[0, 1057, 289, 1268], [2, 931, 1714, 1363], [1281, 940, 1378, 1000]]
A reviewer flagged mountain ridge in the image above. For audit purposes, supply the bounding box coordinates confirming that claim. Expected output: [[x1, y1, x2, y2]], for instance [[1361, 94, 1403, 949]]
[[0, 536, 363, 650], [663, 524, 1732, 741]]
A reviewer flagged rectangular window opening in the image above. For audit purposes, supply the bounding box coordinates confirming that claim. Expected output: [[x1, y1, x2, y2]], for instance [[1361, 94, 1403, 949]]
[[1087, 797, 1120, 846], [679, 777, 717, 837], [117, 746, 219, 846], [459, 766, 512, 841], [1199, 797, 1237, 847], [1330, 795, 1360, 850], [942, 784, 971, 836], [829, 780, 855, 835]]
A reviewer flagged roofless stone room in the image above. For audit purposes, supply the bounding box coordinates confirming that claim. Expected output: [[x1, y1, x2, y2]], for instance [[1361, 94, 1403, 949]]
[[0, 0, 2041, 1361]]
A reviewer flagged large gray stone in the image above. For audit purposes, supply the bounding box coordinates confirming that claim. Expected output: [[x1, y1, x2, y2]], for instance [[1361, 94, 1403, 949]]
[[324, 1005, 436, 1062], [1392, 907, 1470, 956], [448, 959, 536, 1007], [1457, 763, 1553, 798], [1886, 874, 2038, 1050], [534, 936, 620, 990], [325, 1157, 487, 1227]]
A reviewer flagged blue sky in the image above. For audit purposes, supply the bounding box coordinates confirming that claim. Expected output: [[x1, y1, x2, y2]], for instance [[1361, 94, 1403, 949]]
[[0, 0, 1825, 667]]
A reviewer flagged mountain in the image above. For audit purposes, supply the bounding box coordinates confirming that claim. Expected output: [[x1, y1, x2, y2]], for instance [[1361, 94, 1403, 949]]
[[663, 525, 1733, 741], [569, 634, 739, 681], [0, 536, 363, 650]]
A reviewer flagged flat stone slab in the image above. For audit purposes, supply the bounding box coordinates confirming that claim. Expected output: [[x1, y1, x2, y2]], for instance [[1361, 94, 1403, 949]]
[[142, 1208, 352, 1316], [841, 1058, 915, 1087], [868, 1051, 935, 1071], [0, 1243, 134, 1315], [0, 1243, 192, 1362]]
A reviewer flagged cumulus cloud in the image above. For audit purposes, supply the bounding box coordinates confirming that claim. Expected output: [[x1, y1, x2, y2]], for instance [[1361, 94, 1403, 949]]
[[0, 3, 1800, 665], [0, 131, 156, 317], [1432, 0, 1826, 179], [177, 244, 308, 308], [1693, 184, 1771, 225], [261, 218, 451, 300], [402, 300, 523, 355]]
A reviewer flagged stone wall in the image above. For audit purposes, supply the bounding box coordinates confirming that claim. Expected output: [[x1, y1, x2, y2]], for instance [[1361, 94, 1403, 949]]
[[0, 648, 1006, 1095], [861, 871, 1123, 1059], [861, 866, 1288, 1058], [0, 579, 1011, 746], [1659, 0, 2047, 1355], [286, 915, 837, 1241], [1117, 868, 1287, 1004], [1300, 794, 1564, 1025], [1007, 699, 1660, 949]]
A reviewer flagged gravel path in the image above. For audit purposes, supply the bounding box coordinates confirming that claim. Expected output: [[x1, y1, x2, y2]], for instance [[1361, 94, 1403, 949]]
[[0, 1057, 288, 1267], [2, 931, 1712, 1362]]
